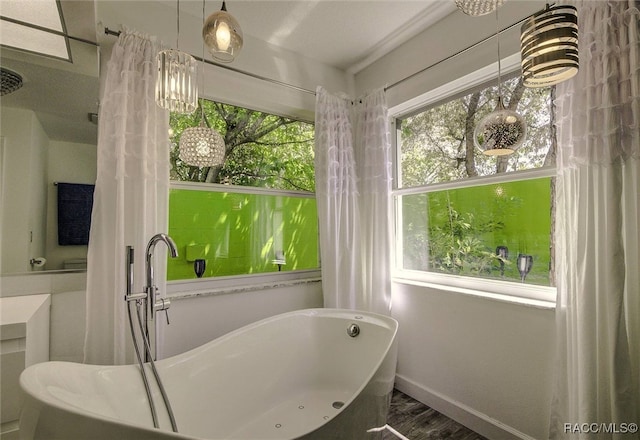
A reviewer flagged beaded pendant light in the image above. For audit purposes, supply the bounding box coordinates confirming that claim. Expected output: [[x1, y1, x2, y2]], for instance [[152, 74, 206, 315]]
[[178, 0, 226, 167], [179, 106, 226, 167], [454, 0, 504, 16]]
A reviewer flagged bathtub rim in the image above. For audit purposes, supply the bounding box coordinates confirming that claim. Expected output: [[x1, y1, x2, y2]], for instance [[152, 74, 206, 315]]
[[18, 362, 198, 440], [160, 307, 397, 365]]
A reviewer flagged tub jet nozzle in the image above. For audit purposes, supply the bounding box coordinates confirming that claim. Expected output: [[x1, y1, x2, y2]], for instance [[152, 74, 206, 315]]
[[347, 323, 360, 337]]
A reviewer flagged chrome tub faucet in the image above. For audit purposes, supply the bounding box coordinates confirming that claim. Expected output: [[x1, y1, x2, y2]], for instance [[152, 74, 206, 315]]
[[145, 233, 178, 323], [124, 234, 179, 431]]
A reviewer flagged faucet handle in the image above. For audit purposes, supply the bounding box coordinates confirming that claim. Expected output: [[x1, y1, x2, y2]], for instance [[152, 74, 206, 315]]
[[154, 297, 171, 325]]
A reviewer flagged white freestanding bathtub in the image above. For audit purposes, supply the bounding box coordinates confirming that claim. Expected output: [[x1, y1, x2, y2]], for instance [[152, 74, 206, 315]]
[[19, 308, 398, 440]]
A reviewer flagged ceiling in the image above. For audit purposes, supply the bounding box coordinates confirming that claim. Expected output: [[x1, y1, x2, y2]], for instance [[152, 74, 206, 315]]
[[171, 0, 457, 73]]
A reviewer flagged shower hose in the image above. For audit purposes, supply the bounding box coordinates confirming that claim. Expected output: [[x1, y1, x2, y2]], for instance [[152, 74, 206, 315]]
[[127, 298, 179, 432]]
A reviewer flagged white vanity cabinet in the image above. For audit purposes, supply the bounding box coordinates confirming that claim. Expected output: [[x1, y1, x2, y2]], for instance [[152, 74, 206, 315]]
[[0, 294, 50, 439]]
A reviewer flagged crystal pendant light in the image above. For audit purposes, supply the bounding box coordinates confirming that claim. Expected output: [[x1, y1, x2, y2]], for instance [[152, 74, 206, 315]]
[[520, 4, 578, 88], [474, 8, 526, 156], [179, 0, 226, 168], [156, 0, 197, 114], [179, 113, 226, 167], [454, 0, 504, 16], [202, 1, 243, 63]]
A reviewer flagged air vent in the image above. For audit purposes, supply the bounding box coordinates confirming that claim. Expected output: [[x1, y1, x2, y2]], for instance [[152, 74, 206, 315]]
[[1, 67, 23, 96]]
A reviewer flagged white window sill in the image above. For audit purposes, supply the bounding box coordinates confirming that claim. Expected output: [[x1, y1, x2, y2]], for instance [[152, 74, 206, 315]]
[[167, 270, 321, 300], [392, 271, 556, 310]]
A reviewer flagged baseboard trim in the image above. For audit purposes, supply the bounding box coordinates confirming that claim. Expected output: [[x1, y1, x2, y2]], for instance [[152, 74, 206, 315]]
[[394, 374, 537, 440]]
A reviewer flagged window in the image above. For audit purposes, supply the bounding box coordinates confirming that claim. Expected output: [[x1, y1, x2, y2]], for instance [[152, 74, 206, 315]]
[[167, 100, 319, 281], [393, 70, 556, 301]]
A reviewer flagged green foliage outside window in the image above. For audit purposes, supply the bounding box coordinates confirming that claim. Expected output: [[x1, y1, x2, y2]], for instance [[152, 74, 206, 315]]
[[401, 178, 552, 286], [170, 100, 315, 192]]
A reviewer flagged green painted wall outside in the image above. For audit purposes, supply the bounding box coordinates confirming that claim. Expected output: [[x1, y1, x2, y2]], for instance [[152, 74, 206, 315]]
[[167, 188, 319, 280], [402, 177, 552, 286]]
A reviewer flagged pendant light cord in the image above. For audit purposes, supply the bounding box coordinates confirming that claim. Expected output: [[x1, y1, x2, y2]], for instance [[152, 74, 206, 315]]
[[176, 0, 180, 50], [200, 0, 206, 121], [496, 6, 502, 102]]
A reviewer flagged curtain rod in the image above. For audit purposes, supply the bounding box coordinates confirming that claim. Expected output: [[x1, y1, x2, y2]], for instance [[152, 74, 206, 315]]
[[105, 7, 541, 98], [104, 27, 316, 96], [385, 10, 538, 92]]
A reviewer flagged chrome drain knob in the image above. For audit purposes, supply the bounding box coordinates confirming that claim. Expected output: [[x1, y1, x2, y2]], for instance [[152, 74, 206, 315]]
[[347, 323, 360, 337]]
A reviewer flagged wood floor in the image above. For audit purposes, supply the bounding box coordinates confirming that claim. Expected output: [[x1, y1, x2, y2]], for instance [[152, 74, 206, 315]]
[[383, 389, 488, 440]]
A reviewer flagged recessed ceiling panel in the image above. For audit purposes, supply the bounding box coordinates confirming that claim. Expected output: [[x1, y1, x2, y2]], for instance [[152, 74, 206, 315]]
[[0, 0, 70, 60], [0, 20, 70, 60], [0, 0, 64, 31]]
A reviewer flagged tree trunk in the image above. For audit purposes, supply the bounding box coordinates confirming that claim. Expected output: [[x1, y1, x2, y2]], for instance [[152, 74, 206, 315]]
[[496, 154, 510, 173], [506, 77, 526, 110], [494, 78, 527, 174], [205, 165, 223, 183], [465, 92, 481, 177]]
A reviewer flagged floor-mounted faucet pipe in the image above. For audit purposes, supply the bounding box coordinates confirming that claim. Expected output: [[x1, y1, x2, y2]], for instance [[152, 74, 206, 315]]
[[124, 245, 178, 433], [127, 299, 160, 428], [144, 233, 178, 362], [135, 302, 179, 433], [124, 246, 159, 428]]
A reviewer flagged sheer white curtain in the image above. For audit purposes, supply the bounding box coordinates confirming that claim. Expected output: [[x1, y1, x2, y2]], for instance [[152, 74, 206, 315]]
[[353, 90, 393, 315], [314, 87, 392, 315], [549, 1, 640, 436], [84, 30, 170, 365]]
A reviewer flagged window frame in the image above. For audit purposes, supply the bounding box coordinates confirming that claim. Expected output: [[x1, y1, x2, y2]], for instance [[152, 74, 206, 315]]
[[390, 53, 557, 306]]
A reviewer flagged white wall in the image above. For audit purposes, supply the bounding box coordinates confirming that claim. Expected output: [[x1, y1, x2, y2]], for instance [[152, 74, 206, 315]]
[[0, 108, 49, 274], [28, 114, 48, 271], [163, 281, 323, 358], [392, 283, 555, 439], [45, 140, 97, 270]]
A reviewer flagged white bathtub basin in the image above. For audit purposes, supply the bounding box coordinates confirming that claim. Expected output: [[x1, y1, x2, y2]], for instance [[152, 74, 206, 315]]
[[19, 308, 398, 439]]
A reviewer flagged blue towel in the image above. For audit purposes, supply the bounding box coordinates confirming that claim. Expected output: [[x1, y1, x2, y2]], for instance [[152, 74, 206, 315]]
[[57, 183, 95, 246]]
